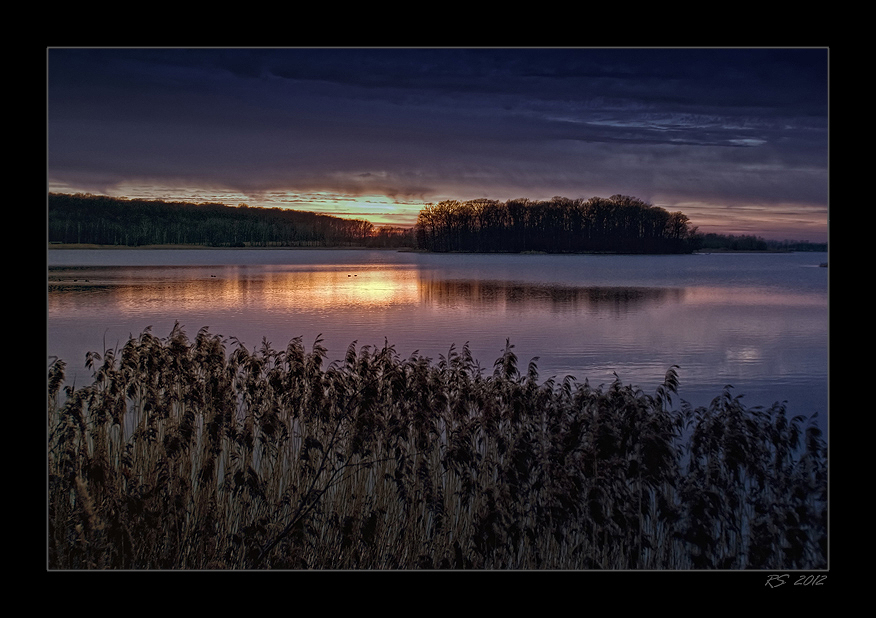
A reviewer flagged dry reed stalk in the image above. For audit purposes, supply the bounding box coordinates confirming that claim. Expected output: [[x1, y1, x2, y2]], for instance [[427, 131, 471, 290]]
[[48, 326, 827, 570]]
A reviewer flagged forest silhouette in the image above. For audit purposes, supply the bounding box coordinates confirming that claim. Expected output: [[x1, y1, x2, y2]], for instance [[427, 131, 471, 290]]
[[47, 193, 409, 248], [48, 192, 825, 253], [414, 195, 699, 254]]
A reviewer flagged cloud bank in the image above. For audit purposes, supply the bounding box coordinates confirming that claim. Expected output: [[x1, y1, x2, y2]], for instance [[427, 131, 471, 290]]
[[47, 47, 828, 239]]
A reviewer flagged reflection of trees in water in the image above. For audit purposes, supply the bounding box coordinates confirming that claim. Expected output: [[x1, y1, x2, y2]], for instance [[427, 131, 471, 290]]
[[418, 279, 685, 313]]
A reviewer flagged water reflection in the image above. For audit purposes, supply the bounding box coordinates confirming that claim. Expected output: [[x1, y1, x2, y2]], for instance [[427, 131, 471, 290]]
[[49, 266, 687, 316], [418, 278, 685, 315], [47, 251, 828, 426], [48, 265, 424, 314]]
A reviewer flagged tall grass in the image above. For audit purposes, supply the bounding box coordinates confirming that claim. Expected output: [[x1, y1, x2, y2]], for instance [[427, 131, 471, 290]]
[[47, 324, 827, 569]]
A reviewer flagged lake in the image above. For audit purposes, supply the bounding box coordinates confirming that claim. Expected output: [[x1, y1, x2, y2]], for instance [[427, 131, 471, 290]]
[[47, 248, 829, 431]]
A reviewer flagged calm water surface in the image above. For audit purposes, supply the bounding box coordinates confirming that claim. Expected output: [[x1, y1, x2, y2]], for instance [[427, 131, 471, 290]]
[[47, 249, 829, 429]]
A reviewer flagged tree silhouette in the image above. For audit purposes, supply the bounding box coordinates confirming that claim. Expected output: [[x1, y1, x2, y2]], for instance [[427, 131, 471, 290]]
[[414, 195, 700, 254]]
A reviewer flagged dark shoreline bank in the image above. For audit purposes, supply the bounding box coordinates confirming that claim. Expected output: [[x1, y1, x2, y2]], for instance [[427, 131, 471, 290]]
[[49, 243, 825, 255]]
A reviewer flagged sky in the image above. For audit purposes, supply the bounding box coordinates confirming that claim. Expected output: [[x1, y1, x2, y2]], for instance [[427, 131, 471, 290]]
[[47, 47, 829, 242]]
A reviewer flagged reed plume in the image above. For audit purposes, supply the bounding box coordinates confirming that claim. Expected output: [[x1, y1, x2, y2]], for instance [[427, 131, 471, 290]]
[[48, 324, 827, 569]]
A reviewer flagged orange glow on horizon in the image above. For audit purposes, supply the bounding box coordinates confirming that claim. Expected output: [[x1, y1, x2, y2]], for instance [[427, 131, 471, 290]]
[[291, 193, 422, 228], [48, 182, 425, 228], [666, 200, 828, 243]]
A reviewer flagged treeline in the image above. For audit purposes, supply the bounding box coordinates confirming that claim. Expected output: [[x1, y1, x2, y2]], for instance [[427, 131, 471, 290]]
[[47, 193, 412, 248], [48, 192, 825, 254], [698, 232, 828, 252], [414, 195, 700, 254]]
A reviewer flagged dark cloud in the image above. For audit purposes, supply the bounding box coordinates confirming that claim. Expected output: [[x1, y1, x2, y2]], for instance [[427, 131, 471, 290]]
[[47, 47, 828, 239]]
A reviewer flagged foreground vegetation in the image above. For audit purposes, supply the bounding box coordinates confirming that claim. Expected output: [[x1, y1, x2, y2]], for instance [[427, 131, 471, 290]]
[[48, 326, 826, 569]]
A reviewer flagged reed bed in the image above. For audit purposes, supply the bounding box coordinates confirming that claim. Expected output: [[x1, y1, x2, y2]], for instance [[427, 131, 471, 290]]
[[48, 324, 827, 569]]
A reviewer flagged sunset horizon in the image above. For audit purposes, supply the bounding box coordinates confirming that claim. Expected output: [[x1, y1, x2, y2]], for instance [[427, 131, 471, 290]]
[[47, 47, 828, 244], [45, 185, 829, 244]]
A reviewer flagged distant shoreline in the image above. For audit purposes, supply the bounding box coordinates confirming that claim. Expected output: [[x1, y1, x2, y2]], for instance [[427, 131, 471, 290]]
[[48, 243, 826, 255], [47, 243, 403, 251]]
